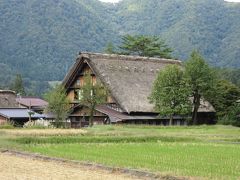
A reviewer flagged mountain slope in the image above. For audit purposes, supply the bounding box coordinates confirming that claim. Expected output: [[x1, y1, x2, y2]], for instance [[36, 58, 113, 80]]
[[0, 0, 240, 95], [113, 0, 240, 66], [0, 0, 117, 82]]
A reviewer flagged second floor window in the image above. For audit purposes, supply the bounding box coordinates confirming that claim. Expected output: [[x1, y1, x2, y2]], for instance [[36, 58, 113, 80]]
[[74, 89, 83, 101], [76, 79, 81, 86]]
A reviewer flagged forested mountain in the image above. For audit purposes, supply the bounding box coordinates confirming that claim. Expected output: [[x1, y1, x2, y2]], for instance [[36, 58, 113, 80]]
[[0, 0, 240, 95]]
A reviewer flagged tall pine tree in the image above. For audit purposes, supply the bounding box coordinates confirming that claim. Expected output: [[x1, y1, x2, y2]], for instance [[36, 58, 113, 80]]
[[118, 35, 173, 58], [11, 74, 26, 96]]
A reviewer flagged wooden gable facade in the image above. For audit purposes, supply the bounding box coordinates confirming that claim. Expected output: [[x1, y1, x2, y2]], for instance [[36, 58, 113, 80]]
[[65, 61, 118, 127]]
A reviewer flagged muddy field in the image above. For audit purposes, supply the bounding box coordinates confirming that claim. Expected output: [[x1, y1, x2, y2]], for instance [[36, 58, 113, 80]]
[[0, 153, 141, 180]]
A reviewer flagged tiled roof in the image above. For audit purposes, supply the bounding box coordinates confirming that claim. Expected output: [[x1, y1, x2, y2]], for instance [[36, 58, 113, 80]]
[[16, 97, 48, 107], [96, 105, 186, 122]]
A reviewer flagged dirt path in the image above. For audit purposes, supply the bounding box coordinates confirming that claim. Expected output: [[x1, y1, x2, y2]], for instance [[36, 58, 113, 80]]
[[0, 153, 142, 180]]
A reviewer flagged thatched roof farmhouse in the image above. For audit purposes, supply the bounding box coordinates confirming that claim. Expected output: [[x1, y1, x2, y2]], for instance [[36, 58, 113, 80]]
[[0, 90, 47, 126], [63, 52, 215, 127], [0, 90, 19, 108]]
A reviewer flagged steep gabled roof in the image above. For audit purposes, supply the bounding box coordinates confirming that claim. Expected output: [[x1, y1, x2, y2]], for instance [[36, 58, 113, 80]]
[[63, 52, 215, 113], [63, 52, 181, 113]]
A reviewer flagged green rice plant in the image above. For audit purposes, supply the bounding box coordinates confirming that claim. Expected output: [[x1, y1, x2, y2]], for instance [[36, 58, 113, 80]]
[[1, 125, 240, 179], [26, 142, 240, 179], [12, 135, 197, 145]]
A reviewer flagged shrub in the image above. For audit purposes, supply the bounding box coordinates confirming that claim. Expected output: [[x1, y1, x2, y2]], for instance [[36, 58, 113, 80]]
[[0, 121, 15, 129], [23, 119, 54, 129], [218, 103, 240, 127]]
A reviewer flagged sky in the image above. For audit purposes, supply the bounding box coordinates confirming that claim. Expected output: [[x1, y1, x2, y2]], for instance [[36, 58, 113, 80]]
[[224, 0, 240, 2], [98, 0, 240, 3], [98, 0, 121, 3]]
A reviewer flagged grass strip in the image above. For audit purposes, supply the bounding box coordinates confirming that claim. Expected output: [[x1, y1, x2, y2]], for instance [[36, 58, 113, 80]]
[[12, 135, 197, 144]]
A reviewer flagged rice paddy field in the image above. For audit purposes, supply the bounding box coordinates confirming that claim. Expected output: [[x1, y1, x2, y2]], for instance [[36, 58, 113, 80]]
[[0, 125, 240, 179]]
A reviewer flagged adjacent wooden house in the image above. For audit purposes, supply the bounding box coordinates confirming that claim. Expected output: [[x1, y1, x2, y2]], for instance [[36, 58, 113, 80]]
[[0, 108, 45, 126], [16, 97, 48, 114], [63, 52, 215, 127]]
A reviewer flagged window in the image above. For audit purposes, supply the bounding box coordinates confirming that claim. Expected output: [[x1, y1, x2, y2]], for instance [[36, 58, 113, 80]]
[[74, 89, 83, 101], [76, 79, 80, 86]]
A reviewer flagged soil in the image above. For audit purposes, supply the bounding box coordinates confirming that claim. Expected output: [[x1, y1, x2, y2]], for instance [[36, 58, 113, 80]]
[[0, 153, 141, 180]]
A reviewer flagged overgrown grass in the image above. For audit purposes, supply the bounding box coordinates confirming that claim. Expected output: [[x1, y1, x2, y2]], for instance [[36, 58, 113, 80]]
[[0, 129, 86, 136], [86, 125, 240, 142], [0, 125, 240, 179], [0, 122, 15, 129], [13, 135, 197, 144]]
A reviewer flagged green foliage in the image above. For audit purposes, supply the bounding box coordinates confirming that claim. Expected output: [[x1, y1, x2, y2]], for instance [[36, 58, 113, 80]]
[[184, 51, 215, 124], [114, 0, 240, 67], [13, 136, 195, 144], [27, 142, 240, 179], [104, 42, 116, 54], [207, 68, 240, 123], [218, 103, 240, 127], [150, 65, 191, 124], [80, 73, 107, 127], [209, 80, 240, 117], [0, 63, 13, 89], [0, 121, 15, 129], [10, 74, 26, 96], [23, 124, 49, 129], [0, 0, 118, 95], [216, 68, 240, 88], [119, 35, 173, 58], [44, 85, 70, 128]]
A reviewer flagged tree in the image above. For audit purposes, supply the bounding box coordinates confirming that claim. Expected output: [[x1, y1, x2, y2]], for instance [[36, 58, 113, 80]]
[[118, 35, 173, 58], [219, 103, 240, 127], [150, 65, 191, 125], [11, 74, 26, 96], [208, 80, 240, 118], [104, 42, 116, 54], [44, 85, 70, 128], [80, 73, 107, 127], [216, 68, 240, 88], [184, 51, 215, 125]]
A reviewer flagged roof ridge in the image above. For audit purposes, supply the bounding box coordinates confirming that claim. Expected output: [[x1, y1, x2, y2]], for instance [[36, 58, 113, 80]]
[[79, 52, 182, 64], [0, 90, 16, 94], [16, 96, 43, 99]]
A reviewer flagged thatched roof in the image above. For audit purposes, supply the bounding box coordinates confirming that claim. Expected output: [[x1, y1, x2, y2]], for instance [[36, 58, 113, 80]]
[[0, 90, 19, 108], [194, 98, 215, 113], [63, 52, 215, 113]]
